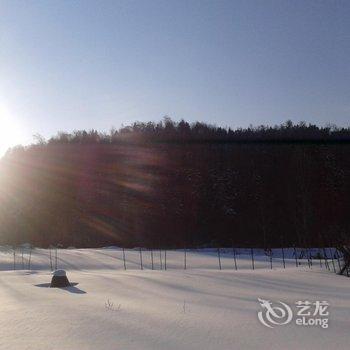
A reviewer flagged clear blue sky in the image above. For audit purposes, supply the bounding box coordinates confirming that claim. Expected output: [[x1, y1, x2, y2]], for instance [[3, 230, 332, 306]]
[[0, 0, 349, 152]]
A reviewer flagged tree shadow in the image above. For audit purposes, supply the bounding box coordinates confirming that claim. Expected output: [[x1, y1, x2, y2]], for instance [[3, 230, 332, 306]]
[[34, 282, 87, 294]]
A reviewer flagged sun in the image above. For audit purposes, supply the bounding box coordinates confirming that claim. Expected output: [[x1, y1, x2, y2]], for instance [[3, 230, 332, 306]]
[[0, 105, 24, 157]]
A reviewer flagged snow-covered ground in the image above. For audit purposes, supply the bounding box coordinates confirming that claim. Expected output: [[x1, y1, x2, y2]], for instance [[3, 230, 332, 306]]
[[0, 247, 349, 349]]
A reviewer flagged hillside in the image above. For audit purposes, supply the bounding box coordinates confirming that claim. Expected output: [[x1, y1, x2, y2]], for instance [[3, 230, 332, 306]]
[[1, 120, 349, 248]]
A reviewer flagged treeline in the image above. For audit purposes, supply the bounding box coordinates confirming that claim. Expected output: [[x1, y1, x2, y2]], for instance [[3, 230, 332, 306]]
[[7, 118, 350, 150], [0, 119, 349, 248]]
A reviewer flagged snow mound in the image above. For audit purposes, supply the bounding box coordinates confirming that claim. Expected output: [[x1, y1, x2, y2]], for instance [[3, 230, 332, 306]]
[[52, 269, 67, 276]]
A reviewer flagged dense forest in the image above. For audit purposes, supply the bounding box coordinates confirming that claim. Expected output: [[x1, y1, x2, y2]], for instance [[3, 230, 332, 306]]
[[0, 118, 349, 249]]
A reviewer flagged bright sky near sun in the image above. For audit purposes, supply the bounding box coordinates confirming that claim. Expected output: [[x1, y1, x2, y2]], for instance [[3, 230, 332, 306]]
[[0, 103, 25, 156], [0, 0, 349, 155]]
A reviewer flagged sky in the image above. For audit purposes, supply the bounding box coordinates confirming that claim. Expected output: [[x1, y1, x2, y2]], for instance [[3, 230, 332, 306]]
[[0, 0, 349, 154]]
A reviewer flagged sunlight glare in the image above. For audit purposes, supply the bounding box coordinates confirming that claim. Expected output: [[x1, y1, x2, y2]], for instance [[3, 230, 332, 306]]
[[0, 105, 24, 157]]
